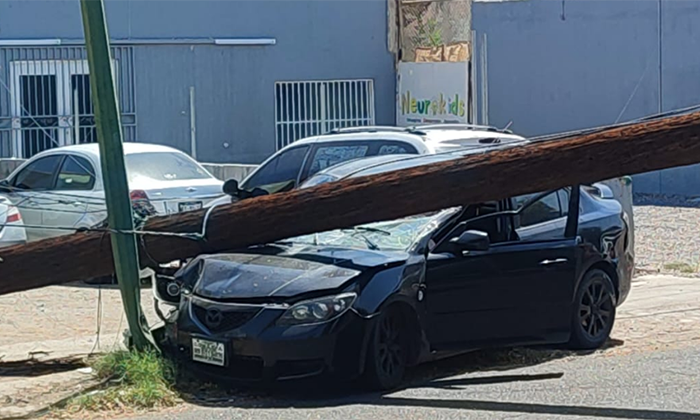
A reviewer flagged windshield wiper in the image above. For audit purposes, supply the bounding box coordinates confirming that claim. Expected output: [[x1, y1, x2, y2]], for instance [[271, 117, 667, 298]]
[[340, 227, 388, 251], [342, 226, 392, 236], [354, 233, 381, 251]]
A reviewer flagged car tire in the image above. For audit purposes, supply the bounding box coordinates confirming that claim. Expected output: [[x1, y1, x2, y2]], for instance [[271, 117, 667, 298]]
[[569, 269, 617, 350], [364, 307, 408, 391]]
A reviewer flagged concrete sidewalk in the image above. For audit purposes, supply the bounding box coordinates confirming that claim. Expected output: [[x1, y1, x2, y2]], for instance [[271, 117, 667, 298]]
[[610, 275, 700, 354]]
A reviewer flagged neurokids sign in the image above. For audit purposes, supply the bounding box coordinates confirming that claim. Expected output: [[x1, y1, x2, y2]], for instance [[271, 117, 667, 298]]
[[400, 91, 465, 123], [397, 61, 469, 126]]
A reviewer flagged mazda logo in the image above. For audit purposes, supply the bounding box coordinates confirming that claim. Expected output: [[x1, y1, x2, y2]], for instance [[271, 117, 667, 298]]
[[205, 308, 223, 328]]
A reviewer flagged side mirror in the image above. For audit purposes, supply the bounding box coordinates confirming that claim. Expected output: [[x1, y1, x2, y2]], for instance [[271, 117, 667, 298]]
[[222, 179, 240, 197], [591, 182, 615, 199], [450, 230, 490, 252]]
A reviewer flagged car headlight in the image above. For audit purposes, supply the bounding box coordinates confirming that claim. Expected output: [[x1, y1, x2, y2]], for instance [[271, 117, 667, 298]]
[[277, 293, 357, 326]]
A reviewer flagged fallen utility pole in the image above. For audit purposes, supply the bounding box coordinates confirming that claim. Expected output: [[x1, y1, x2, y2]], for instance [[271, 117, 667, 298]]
[[80, 0, 152, 349], [2, 110, 700, 295]]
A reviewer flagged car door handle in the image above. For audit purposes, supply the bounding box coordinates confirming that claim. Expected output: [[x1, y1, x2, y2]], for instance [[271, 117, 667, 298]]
[[539, 258, 568, 266]]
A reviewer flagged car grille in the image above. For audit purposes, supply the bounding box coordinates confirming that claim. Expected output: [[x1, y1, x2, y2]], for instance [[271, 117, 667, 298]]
[[192, 304, 259, 333]]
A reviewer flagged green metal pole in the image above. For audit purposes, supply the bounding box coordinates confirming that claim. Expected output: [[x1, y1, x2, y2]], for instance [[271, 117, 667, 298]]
[[79, 0, 152, 350]]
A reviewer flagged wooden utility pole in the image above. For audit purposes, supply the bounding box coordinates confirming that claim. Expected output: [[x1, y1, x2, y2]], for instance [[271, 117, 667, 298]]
[[80, 0, 152, 350], [2, 110, 700, 295]]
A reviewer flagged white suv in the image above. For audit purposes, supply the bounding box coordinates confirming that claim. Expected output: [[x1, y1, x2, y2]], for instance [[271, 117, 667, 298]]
[[217, 125, 528, 200]]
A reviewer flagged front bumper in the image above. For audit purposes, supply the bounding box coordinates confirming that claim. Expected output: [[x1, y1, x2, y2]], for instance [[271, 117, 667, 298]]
[[163, 297, 371, 383]]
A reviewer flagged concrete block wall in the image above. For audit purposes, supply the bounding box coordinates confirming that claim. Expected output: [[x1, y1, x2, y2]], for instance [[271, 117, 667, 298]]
[[473, 0, 700, 197]]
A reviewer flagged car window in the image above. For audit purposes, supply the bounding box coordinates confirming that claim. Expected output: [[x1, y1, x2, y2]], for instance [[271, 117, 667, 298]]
[[126, 152, 211, 183], [558, 189, 570, 216], [56, 155, 95, 191], [518, 192, 563, 227], [378, 144, 414, 155], [462, 201, 513, 244], [307, 145, 369, 177], [11, 155, 63, 191], [242, 146, 309, 193]]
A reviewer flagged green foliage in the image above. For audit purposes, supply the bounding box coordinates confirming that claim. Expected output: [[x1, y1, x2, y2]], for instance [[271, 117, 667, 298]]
[[66, 350, 178, 413], [663, 261, 696, 274], [416, 17, 443, 48]]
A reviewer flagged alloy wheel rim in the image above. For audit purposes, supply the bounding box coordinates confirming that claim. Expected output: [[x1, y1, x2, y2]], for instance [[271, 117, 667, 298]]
[[579, 279, 614, 339], [377, 314, 403, 378]]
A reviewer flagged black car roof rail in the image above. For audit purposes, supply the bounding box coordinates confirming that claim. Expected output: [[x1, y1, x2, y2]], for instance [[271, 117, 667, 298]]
[[413, 123, 513, 134], [328, 126, 426, 135]]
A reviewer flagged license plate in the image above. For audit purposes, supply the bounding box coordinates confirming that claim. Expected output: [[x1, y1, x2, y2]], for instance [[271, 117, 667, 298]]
[[192, 338, 225, 366], [179, 201, 202, 212]]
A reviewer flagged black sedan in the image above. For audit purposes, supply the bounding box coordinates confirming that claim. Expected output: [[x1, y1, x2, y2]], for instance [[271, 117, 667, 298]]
[[153, 159, 633, 390]]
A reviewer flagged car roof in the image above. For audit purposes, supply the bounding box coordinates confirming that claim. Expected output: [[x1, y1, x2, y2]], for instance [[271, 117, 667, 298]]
[[279, 125, 526, 155], [32, 142, 184, 159], [304, 141, 528, 183]]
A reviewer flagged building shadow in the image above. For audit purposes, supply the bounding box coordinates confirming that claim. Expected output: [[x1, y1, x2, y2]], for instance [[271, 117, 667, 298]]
[[373, 396, 700, 420], [0, 356, 87, 378]]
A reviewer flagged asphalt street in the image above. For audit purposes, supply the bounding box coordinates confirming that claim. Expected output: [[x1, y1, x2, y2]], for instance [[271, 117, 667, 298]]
[[127, 343, 700, 420]]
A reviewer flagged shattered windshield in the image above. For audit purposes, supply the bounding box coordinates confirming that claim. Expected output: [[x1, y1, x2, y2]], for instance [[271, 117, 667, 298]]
[[289, 208, 460, 251]]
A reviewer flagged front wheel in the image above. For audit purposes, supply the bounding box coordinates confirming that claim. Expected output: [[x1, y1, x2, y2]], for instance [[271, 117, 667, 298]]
[[364, 307, 408, 390], [569, 269, 617, 349]]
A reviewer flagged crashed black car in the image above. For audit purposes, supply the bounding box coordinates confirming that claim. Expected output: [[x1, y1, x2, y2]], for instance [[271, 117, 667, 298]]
[[153, 155, 633, 390]]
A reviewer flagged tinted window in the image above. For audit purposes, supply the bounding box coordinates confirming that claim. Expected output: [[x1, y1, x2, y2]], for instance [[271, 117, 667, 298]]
[[126, 152, 211, 183], [243, 146, 309, 193], [12, 155, 62, 190], [308, 145, 369, 177], [378, 144, 413, 155], [56, 155, 95, 191], [519, 192, 562, 227], [558, 189, 570, 216]]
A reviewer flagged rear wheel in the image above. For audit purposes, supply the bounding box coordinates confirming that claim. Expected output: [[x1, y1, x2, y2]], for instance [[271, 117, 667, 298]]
[[569, 269, 616, 349], [365, 307, 408, 390]]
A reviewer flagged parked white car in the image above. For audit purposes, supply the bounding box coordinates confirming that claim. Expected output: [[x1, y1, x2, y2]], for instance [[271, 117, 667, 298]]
[[0, 143, 223, 243], [211, 124, 528, 204], [0, 196, 27, 248]]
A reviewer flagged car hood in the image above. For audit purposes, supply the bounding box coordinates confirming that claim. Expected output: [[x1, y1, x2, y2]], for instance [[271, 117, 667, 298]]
[[180, 246, 409, 300]]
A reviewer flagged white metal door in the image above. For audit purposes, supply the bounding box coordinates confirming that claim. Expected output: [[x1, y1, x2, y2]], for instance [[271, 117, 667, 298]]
[[274, 79, 375, 150], [10, 59, 117, 157], [10, 60, 67, 157]]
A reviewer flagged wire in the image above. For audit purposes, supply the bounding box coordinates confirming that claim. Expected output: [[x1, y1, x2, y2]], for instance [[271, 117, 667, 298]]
[[112, 311, 125, 350], [615, 58, 651, 124], [89, 285, 104, 355], [530, 103, 700, 143]]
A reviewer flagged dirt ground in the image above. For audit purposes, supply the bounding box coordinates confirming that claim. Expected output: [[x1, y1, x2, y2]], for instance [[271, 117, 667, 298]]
[[0, 284, 156, 351]]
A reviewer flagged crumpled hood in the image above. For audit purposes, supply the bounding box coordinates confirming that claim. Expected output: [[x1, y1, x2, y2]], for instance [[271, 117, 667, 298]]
[[180, 246, 408, 300]]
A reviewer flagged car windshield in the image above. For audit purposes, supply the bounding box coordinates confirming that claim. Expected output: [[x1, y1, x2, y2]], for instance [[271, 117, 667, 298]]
[[126, 152, 211, 183], [289, 208, 460, 251]]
